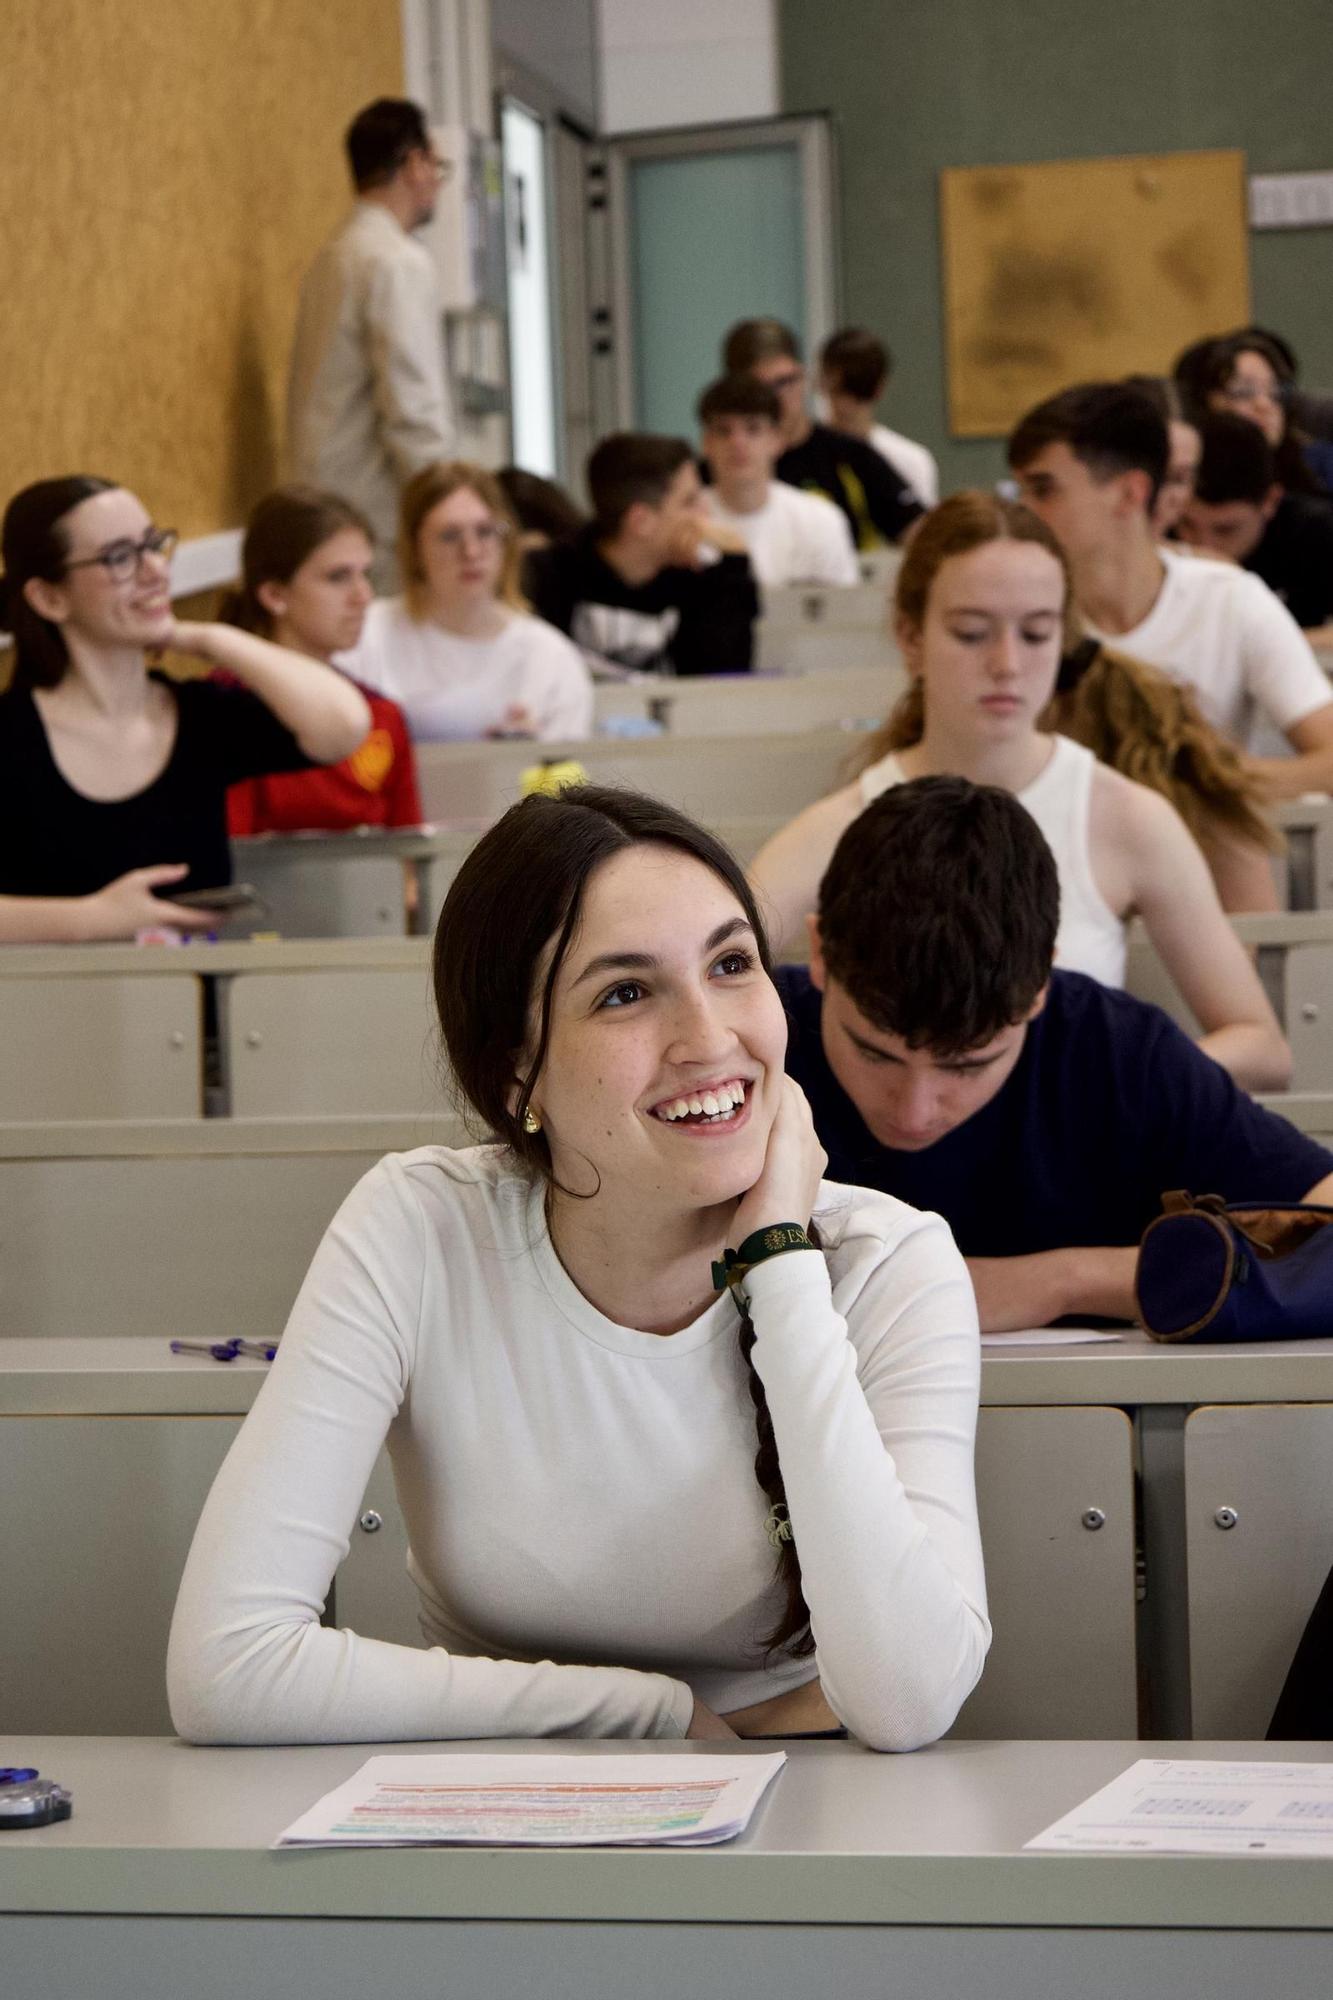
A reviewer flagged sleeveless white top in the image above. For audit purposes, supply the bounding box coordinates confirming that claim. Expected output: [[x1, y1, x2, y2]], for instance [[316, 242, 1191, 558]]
[[858, 735, 1127, 988]]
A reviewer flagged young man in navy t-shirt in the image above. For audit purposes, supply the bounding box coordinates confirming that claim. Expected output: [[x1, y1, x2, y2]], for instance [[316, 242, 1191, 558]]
[[775, 774, 1333, 1332]]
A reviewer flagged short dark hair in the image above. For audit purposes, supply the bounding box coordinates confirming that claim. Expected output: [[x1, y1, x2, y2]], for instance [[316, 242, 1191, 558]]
[[1195, 412, 1276, 507], [817, 776, 1059, 1056], [722, 318, 801, 373], [1, 474, 118, 692], [344, 98, 431, 190], [697, 374, 781, 427], [586, 433, 693, 537], [1008, 383, 1169, 507], [496, 467, 587, 544], [820, 327, 891, 401], [1121, 373, 1185, 426]]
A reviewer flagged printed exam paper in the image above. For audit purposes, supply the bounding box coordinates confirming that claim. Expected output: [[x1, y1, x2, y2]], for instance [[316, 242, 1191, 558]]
[[1026, 1759, 1333, 1855], [275, 1752, 786, 1848]]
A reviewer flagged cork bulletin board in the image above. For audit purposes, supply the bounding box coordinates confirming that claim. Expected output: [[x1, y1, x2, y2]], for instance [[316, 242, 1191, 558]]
[[0, 1, 403, 539], [940, 149, 1251, 437]]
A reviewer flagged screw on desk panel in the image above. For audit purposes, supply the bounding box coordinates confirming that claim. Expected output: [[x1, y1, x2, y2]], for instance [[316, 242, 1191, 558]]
[[168, 1031, 185, 1050], [1214, 1506, 1238, 1529], [1301, 1003, 1319, 1022], [245, 1030, 263, 1049], [359, 1510, 383, 1534], [1081, 1508, 1106, 1531]]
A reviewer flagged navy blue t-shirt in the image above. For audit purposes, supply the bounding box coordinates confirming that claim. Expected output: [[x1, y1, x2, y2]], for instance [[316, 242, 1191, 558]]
[[777, 965, 1331, 1255]]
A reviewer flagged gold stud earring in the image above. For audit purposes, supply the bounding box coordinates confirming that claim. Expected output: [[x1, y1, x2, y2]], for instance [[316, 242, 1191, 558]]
[[522, 1106, 542, 1135]]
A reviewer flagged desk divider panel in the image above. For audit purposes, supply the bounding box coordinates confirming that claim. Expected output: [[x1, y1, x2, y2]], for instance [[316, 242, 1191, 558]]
[[1184, 1401, 1333, 1738], [0, 1414, 243, 1735], [224, 967, 446, 1119], [413, 727, 858, 826], [0, 975, 202, 1120], [949, 1405, 1138, 1739]]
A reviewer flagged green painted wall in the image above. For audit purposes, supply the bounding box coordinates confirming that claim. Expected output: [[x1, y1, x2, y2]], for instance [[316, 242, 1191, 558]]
[[778, 0, 1333, 491]]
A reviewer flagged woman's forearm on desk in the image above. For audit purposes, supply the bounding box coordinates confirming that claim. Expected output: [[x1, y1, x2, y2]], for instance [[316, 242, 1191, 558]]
[[965, 1247, 1139, 1333], [745, 1215, 990, 1753]]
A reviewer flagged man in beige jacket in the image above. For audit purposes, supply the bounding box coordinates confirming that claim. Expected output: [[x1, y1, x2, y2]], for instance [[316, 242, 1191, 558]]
[[288, 99, 455, 588]]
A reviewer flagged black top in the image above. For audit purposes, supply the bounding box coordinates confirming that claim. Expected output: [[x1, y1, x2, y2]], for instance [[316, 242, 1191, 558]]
[[525, 527, 759, 677], [777, 964, 1331, 1254], [1244, 492, 1333, 630], [775, 424, 923, 549], [0, 674, 312, 898]]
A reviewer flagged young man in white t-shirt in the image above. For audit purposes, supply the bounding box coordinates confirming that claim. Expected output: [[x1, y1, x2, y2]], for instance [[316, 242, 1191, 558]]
[[698, 374, 859, 589], [1009, 382, 1333, 798], [819, 326, 940, 508]]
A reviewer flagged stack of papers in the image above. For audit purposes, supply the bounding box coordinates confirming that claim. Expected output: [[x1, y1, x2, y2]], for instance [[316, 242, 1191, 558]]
[[275, 1752, 786, 1849], [1026, 1758, 1333, 1855]]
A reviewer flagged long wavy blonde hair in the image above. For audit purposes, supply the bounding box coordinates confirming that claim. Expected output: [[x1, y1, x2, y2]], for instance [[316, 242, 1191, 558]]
[[849, 490, 1277, 853]]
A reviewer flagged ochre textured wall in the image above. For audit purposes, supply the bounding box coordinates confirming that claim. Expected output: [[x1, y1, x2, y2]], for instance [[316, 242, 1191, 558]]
[[0, 1, 403, 537]]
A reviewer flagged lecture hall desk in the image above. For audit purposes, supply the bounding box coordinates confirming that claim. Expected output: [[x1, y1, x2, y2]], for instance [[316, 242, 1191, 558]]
[[1, 1737, 1329, 2000], [5, 1335, 1333, 1746]]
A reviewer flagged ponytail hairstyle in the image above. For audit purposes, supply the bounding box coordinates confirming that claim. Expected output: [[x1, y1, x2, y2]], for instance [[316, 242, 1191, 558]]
[[221, 485, 374, 637], [1044, 642, 1280, 855], [1, 475, 118, 692], [848, 489, 1079, 776], [433, 784, 815, 1658]]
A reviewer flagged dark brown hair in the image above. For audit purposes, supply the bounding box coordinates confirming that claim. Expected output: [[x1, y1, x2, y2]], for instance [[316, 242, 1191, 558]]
[[433, 784, 814, 1657], [1, 475, 118, 692], [345, 97, 431, 190], [1177, 334, 1319, 494], [818, 775, 1059, 1055], [222, 485, 373, 637], [585, 434, 694, 540], [1008, 382, 1169, 507], [722, 318, 801, 373], [820, 326, 891, 402], [697, 374, 782, 427]]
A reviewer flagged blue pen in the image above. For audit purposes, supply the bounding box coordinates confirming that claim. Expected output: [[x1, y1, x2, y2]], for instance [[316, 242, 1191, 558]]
[[170, 1338, 242, 1363], [235, 1339, 280, 1361], [0, 1769, 38, 1785]]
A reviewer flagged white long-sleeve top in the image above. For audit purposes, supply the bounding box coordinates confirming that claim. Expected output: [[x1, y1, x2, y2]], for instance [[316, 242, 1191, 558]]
[[167, 1147, 989, 1751]]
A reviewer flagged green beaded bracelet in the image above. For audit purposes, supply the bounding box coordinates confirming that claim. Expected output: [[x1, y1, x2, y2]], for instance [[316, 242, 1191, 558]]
[[711, 1223, 814, 1299]]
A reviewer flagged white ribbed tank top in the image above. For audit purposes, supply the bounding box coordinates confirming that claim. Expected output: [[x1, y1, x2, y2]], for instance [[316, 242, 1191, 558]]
[[858, 735, 1127, 987]]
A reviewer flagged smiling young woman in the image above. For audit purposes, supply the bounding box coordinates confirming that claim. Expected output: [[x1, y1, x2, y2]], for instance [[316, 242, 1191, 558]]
[[168, 785, 989, 1752], [749, 491, 1290, 1092], [0, 475, 371, 940]]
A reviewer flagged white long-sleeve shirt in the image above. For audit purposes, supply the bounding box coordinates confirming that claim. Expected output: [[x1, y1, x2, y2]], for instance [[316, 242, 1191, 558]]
[[288, 203, 455, 581], [168, 1147, 988, 1751]]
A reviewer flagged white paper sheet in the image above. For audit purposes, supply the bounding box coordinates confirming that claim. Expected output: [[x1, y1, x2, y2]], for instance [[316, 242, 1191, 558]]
[[1026, 1758, 1333, 1855], [275, 1752, 786, 1849], [981, 1328, 1125, 1348]]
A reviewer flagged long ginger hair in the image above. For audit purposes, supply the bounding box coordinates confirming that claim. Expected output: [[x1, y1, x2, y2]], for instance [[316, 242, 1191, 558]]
[[848, 491, 1277, 853]]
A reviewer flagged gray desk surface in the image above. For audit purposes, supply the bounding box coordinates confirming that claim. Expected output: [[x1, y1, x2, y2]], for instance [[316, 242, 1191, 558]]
[[0, 938, 429, 976], [5, 1333, 1333, 1416], [2, 1737, 1330, 1929]]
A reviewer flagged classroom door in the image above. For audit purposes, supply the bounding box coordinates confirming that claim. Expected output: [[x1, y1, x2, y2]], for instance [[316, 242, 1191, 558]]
[[595, 117, 837, 441]]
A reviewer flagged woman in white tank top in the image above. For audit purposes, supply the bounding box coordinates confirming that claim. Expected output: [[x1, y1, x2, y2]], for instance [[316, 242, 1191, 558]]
[[750, 493, 1288, 1092]]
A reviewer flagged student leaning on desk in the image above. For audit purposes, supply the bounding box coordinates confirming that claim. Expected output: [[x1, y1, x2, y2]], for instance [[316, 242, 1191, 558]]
[[771, 777, 1333, 1335], [168, 786, 989, 1749]]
